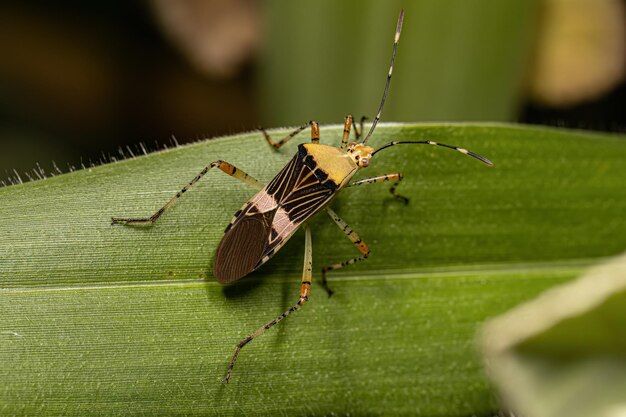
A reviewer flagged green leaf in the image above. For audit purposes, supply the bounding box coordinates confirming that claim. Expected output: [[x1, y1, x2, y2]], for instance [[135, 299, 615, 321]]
[[482, 252, 626, 417], [1, 123, 625, 415]]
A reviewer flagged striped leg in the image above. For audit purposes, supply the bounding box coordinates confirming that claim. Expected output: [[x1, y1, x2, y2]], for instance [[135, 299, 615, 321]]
[[340, 115, 353, 150], [349, 173, 409, 204], [225, 224, 313, 383], [340, 115, 368, 150], [260, 120, 320, 149], [111, 160, 263, 225], [354, 116, 367, 140], [321, 207, 370, 296]]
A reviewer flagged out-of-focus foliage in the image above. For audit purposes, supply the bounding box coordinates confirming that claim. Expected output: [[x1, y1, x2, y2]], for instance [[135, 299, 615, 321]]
[[261, 0, 539, 125], [483, 252, 626, 417], [528, 0, 626, 106]]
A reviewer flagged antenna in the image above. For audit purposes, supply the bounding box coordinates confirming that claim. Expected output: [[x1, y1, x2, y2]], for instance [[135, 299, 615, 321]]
[[362, 10, 404, 145], [372, 140, 494, 166]]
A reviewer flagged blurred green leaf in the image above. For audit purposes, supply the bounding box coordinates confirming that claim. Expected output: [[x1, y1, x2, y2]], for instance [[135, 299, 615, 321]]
[[0, 123, 625, 415], [261, 0, 538, 126], [482, 252, 626, 417]]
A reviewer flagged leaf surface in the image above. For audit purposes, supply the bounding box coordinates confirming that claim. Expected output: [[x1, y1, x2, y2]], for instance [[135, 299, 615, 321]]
[[1, 123, 625, 416]]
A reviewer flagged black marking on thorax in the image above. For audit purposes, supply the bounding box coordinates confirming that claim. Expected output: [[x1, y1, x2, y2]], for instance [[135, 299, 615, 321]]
[[266, 146, 337, 203], [299, 145, 338, 190]]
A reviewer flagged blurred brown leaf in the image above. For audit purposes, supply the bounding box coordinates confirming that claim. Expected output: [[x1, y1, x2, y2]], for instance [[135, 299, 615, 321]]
[[150, 0, 261, 78], [529, 0, 626, 107]]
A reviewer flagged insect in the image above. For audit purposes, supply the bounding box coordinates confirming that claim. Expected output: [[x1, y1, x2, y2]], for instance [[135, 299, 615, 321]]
[[111, 10, 492, 383]]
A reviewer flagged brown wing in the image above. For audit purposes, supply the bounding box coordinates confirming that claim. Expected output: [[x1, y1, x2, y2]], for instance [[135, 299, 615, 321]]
[[214, 145, 339, 283], [213, 209, 277, 283], [254, 146, 338, 267]]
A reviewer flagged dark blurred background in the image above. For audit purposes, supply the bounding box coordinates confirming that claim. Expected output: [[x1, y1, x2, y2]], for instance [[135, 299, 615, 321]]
[[1, 0, 625, 183]]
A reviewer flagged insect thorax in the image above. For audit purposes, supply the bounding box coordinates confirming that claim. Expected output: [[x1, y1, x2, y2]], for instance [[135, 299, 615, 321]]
[[301, 143, 358, 188]]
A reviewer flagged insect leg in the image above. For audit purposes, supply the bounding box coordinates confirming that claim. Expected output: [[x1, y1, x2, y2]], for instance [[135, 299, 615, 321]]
[[260, 120, 319, 149], [225, 224, 313, 383], [348, 173, 409, 204], [111, 160, 263, 225], [340, 115, 368, 149], [310, 121, 320, 144], [353, 116, 367, 140], [340, 115, 354, 150], [321, 207, 370, 296]]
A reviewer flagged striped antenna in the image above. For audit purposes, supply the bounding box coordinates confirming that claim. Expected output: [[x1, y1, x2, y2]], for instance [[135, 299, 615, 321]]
[[362, 9, 404, 145], [372, 140, 494, 166]]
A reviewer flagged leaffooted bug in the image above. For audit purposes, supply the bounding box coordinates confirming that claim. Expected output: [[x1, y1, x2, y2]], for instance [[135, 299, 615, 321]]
[[111, 10, 493, 383]]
